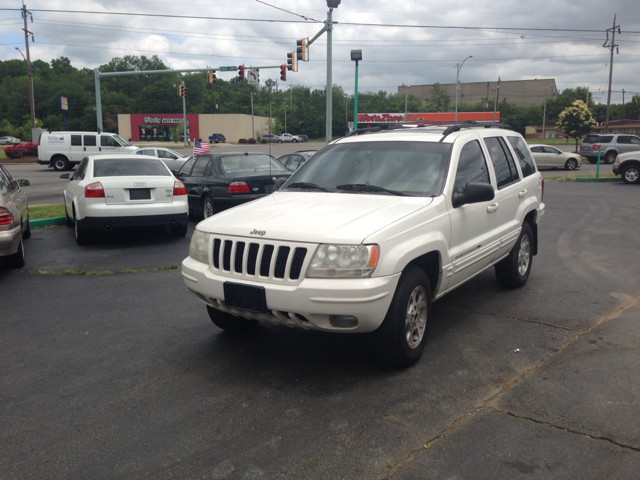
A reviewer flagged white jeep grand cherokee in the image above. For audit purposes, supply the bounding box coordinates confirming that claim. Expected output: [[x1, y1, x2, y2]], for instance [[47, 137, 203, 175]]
[[182, 123, 545, 367]]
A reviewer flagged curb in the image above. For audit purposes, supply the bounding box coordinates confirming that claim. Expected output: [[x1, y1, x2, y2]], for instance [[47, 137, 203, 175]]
[[571, 177, 622, 182], [30, 217, 66, 228]]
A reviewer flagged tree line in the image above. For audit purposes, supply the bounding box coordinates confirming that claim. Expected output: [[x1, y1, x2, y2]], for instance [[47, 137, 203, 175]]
[[1, 55, 638, 141]]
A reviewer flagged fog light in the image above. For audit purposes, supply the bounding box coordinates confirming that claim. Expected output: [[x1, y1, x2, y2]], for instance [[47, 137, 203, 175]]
[[330, 315, 358, 328]]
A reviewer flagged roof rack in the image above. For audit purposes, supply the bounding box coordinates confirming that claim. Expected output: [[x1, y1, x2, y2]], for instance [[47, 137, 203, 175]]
[[440, 121, 513, 140], [343, 121, 513, 139]]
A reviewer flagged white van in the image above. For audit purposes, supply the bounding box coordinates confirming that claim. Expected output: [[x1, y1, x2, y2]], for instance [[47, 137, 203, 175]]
[[37, 132, 138, 171]]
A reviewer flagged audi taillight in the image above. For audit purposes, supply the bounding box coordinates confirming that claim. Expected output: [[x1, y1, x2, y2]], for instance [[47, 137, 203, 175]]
[[228, 182, 250, 194], [0, 207, 12, 226], [173, 180, 187, 196], [84, 181, 105, 198]]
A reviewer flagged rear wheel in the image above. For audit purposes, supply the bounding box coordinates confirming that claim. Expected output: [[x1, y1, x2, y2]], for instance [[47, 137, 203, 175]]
[[74, 211, 91, 245], [588, 157, 598, 164], [495, 222, 533, 289], [207, 305, 258, 331], [52, 156, 69, 171], [22, 216, 31, 239], [621, 165, 640, 184], [64, 204, 73, 227], [202, 194, 215, 218], [373, 266, 431, 368], [5, 236, 25, 269], [605, 152, 617, 164], [564, 158, 578, 170]]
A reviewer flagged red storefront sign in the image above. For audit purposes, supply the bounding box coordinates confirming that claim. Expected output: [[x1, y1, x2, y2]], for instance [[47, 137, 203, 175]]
[[130, 114, 200, 142], [356, 112, 500, 124]]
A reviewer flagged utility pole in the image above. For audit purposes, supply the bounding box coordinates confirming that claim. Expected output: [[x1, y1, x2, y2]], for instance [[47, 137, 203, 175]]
[[181, 80, 187, 146], [492, 77, 501, 122], [603, 14, 620, 133], [250, 92, 255, 141], [325, 7, 334, 143], [21, 4, 35, 130], [402, 84, 410, 122], [284, 105, 288, 133], [622, 88, 625, 119]]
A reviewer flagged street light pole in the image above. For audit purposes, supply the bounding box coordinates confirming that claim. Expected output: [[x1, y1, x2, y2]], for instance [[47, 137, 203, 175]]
[[402, 84, 410, 121], [284, 104, 288, 133], [454, 55, 472, 124], [542, 86, 553, 140], [16, 47, 35, 131], [250, 92, 255, 141], [351, 50, 362, 131]]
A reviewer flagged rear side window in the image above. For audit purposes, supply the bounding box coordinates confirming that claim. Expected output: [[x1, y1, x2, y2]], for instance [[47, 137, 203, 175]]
[[507, 136, 537, 177], [454, 140, 490, 194], [583, 135, 600, 144], [599, 136, 613, 144], [485, 137, 519, 189], [178, 157, 197, 176], [136, 149, 155, 156], [93, 158, 170, 177], [71, 135, 82, 146], [83, 135, 97, 146], [221, 154, 287, 173]]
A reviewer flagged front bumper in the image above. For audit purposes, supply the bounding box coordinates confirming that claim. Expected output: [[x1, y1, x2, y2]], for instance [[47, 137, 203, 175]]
[[613, 164, 621, 175], [0, 225, 22, 257], [181, 255, 400, 333]]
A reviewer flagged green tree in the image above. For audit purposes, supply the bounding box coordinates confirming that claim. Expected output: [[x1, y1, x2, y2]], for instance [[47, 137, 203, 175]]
[[425, 83, 451, 112], [556, 100, 594, 152]]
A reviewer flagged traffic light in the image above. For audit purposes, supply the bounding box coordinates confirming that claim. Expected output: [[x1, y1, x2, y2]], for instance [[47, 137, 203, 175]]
[[280, 65, 286, 82], [183, 85, 187, 98], [238, 64, 245, 82], [287, 52, 295, 71], [177, 84, 184, 97], [296, 39, 306, 61], [208, 70, 216, 83]]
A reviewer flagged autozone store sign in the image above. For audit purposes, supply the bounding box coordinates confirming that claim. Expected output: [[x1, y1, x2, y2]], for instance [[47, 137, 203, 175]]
[[357, 112, 500, 124], [142, 116, 183, 125]]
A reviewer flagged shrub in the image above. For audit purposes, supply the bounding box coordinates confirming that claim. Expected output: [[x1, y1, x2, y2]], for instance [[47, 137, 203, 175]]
[[260, 139, 267, 144], [248, 138, 256, 144], [3, 142, 37, 158], [238, 138, 248, 144]]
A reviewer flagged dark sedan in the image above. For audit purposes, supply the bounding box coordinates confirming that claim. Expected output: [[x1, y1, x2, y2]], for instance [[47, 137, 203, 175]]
[[277, 150, 317, 171], [177, 152, 291, 218]]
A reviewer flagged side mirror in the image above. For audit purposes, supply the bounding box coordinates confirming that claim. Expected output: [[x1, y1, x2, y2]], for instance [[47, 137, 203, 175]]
[[17, 179, 30, 187], [59, 173, 71, 180], [452, 182, 495, 208], [274, 177, 287, 191]]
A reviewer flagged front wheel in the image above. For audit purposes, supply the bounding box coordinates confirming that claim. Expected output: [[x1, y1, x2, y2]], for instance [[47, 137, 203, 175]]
[[372, 266, 431, 368], [495, 222, 533, 289], [564, 158, 578, 170], [207, 305, 258, 331], [605, 152, 617, 164], [202, 194, 215, 218], [621, 165, 640, 184], [52, 156, 69, 171]]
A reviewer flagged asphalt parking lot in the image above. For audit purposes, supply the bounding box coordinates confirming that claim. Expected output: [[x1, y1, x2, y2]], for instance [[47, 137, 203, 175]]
[[2, 180, 639, 478]]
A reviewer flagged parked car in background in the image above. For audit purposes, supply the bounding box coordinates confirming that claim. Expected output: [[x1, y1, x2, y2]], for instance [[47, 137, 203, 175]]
[[277, 150, 317, 171], [135, 147, 190, 173], [0, 163, 30, 268], [612, 151, 640, 184], [296, 135, 308, 143], [37, 131, 138, 171], [177, 152, 292, 218], [280, 133, 300, 143], [60, 155, 189, 245], [209, 133, 226, 144], [0, 136, 21, 145], [529, 144, 581, 170], [260, 134, 282, 143], [579, 133, 640, 164]]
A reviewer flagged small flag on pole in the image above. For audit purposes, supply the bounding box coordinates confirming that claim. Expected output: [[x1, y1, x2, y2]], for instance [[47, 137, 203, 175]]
[[193, 139, 210, 155]]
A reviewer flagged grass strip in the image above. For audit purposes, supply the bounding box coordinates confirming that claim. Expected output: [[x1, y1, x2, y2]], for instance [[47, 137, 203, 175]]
[[29, 203, 65, 220]]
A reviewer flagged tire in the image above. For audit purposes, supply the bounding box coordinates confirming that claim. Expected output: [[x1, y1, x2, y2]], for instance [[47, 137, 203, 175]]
[[293, 139, 298, 143], [495, 222, 533, 289], [207, 305, 258, 331], [621, 165, 640, 185], [22, 216, 31, 239], [278, 140, 283, 143], [202, 194, 215, 219], [52, 156, 69, 171], [170, 222, 188, 237], [5, 236, 25, 269], [587, 157, 598, 164], [564, 158, 578, 170], [605, 152, 617, 164], [74, 211, 91, 245], [372, 265, 431, 368], [64, 204, 73, 227]]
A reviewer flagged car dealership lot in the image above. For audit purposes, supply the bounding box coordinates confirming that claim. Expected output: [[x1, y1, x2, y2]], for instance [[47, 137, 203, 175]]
[[2, 182, 640, 478]]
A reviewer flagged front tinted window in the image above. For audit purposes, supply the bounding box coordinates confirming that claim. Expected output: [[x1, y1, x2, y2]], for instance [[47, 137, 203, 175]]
[[190, 157, 211, 177], [100, 136, 120, 147], [630, 137, 640, 145], [93, 158, 170, 177], [114, 135, 131, 146], [0, 166, 15, 194], [286, 141, 451, 196], [220, 155, 287, 174], [543, 146, 560, 154], [454, 140, 490, 195], [178, 157, 197, 176]]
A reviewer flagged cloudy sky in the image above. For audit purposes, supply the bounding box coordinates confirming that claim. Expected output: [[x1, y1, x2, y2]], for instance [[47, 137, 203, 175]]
[[1, 0, 639, 104]]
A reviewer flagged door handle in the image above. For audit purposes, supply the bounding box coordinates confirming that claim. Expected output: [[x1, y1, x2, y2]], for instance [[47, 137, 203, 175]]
[[487, 203, 499, 213], [518, 189, 527, 198]]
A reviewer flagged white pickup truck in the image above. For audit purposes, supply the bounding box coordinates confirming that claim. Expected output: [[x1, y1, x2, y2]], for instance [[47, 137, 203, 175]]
[[182, 123, 545, 367]]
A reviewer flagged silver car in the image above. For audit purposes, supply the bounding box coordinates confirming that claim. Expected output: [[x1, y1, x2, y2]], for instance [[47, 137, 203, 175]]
[[0, 164, 30, 268], [529, 144, 582, 170], [0, 136, 21, 145], [579, 133, 640, 165], [135, 147, 190, 174]]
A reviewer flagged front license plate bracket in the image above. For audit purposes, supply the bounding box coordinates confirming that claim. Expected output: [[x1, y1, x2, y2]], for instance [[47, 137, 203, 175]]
[[223, 282, 268, 313]]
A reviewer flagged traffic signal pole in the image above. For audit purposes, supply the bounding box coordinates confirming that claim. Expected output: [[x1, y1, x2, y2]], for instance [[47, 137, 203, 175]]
[[325, 8, 333, 144]]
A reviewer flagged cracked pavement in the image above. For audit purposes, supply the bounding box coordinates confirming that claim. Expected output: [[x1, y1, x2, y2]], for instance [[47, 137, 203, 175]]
[[2, 181, 640, 479]]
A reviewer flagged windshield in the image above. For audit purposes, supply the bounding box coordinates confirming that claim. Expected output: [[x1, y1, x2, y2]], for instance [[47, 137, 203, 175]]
[[220, 154, 287, 174], [114, 135, 132, 147], [93, 158, 171, 177], [282, 141, 451, 196]]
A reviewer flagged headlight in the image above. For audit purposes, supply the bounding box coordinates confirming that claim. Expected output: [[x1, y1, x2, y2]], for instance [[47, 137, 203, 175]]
[[306, 244, 379, 278], [189, 229, 210, 264]]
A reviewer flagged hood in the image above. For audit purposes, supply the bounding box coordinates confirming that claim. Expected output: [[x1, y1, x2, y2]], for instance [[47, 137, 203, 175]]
[[197, 191, 433, 244]]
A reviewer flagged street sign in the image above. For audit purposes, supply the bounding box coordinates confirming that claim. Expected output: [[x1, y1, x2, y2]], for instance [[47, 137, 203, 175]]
[[219, 66, 237, 71], [247, 70, 259, 85]]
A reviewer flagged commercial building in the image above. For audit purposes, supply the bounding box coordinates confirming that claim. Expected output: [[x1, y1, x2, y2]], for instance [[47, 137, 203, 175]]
[[401, 78, 558, 108], [117, 113, 270, 143]]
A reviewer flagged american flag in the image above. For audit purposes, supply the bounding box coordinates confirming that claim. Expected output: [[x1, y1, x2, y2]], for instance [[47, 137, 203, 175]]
[[193, 139, 210, 155]]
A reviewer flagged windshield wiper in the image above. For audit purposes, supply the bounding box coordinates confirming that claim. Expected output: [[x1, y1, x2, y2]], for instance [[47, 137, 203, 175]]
[[286, 182, 330, 192], [336, 184, 406, 196]]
